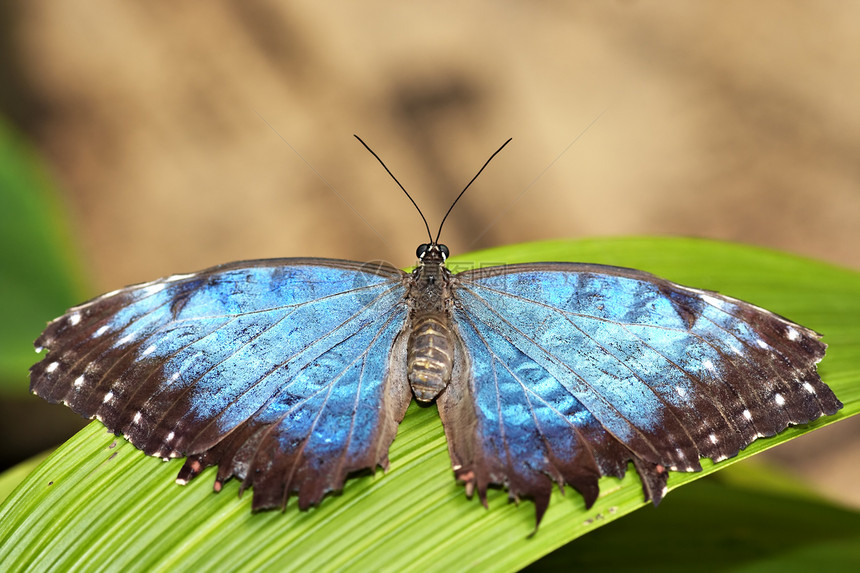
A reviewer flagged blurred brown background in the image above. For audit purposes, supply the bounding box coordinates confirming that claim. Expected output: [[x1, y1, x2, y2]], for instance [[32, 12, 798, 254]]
[[2, 1, 858, 505]]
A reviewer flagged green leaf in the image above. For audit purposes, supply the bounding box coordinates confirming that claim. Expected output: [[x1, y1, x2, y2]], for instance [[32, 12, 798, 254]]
[[0, 453, 50, 505], [1, 238, 857, 572], [525, 468, 860, 572], [0, 119, 88, 392]]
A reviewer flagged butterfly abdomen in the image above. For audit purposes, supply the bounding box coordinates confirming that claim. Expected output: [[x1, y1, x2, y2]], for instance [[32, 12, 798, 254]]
[[407, 313, 454, 402]]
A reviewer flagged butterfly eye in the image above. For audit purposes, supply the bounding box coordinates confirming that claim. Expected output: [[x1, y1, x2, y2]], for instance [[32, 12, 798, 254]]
[[439, 244, 450, 259], [416, 244, 430, 259]]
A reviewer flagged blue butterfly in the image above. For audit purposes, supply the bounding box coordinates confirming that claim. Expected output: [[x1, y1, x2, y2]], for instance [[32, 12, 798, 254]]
[[30, 139, 842, 525]]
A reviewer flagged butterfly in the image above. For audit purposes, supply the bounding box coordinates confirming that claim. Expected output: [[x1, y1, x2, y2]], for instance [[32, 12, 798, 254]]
[[30, 138, 842, 526]]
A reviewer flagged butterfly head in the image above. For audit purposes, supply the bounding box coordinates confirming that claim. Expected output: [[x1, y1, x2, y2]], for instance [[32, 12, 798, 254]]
[[416, 243, 449, 265]]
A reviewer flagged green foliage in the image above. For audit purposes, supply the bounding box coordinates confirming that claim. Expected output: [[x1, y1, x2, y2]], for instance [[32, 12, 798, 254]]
[[0, 119, 87, 390], [526, 466, 860, 572], [1, 237, 857, 571]]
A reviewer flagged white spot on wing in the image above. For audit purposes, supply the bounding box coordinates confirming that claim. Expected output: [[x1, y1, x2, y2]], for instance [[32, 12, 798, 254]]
[[74, 375, 85, 388], [756, 339, 768, 349], [702, 294, 725, 308], [35, 346, 43, 354], [775, 393, 785, 406], [117, 334, 134, 345], [133, 411, 142, 424], [142, 344, 157, 356], [676, 386, 687, 398], [787, 327, 800, 341], [100, 289, 122, 300], [69, 313, 82, 326], [95, 325, 109, 337], [169, 372, 181, 383], [743, 409, 752, 420], [46, 362, 59, 373], [703, 359, 716, 373], [166, 273, 195, 282], [803, 382, 816, 394], [166, 431, 175, 442], [176, 478, 188, 486], [709, 433, 718, 445], [103, 391, 114, 403], [142, 284, 166, 296]]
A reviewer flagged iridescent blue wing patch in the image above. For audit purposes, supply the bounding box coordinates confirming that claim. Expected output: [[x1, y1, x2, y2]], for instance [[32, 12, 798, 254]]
[[30, 259, 412, 510], [440, 263, 841, 522]]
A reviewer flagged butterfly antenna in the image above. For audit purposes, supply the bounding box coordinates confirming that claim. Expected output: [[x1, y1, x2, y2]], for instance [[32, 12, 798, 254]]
[[434, 138, 512, 244], [355, 134, 433, 244]]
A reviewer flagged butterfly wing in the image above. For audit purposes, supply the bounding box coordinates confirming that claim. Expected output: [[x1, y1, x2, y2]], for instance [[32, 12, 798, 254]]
[[30, 258, 412, 510], [439, 263, 841, 522]]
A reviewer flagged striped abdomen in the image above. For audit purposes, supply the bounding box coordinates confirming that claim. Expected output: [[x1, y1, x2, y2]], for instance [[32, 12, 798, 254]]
[[407, 313, 454, 402]]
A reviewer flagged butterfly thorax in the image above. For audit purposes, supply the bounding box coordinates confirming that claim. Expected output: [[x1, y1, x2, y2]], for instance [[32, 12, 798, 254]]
[[406, 244, 456, 403]]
